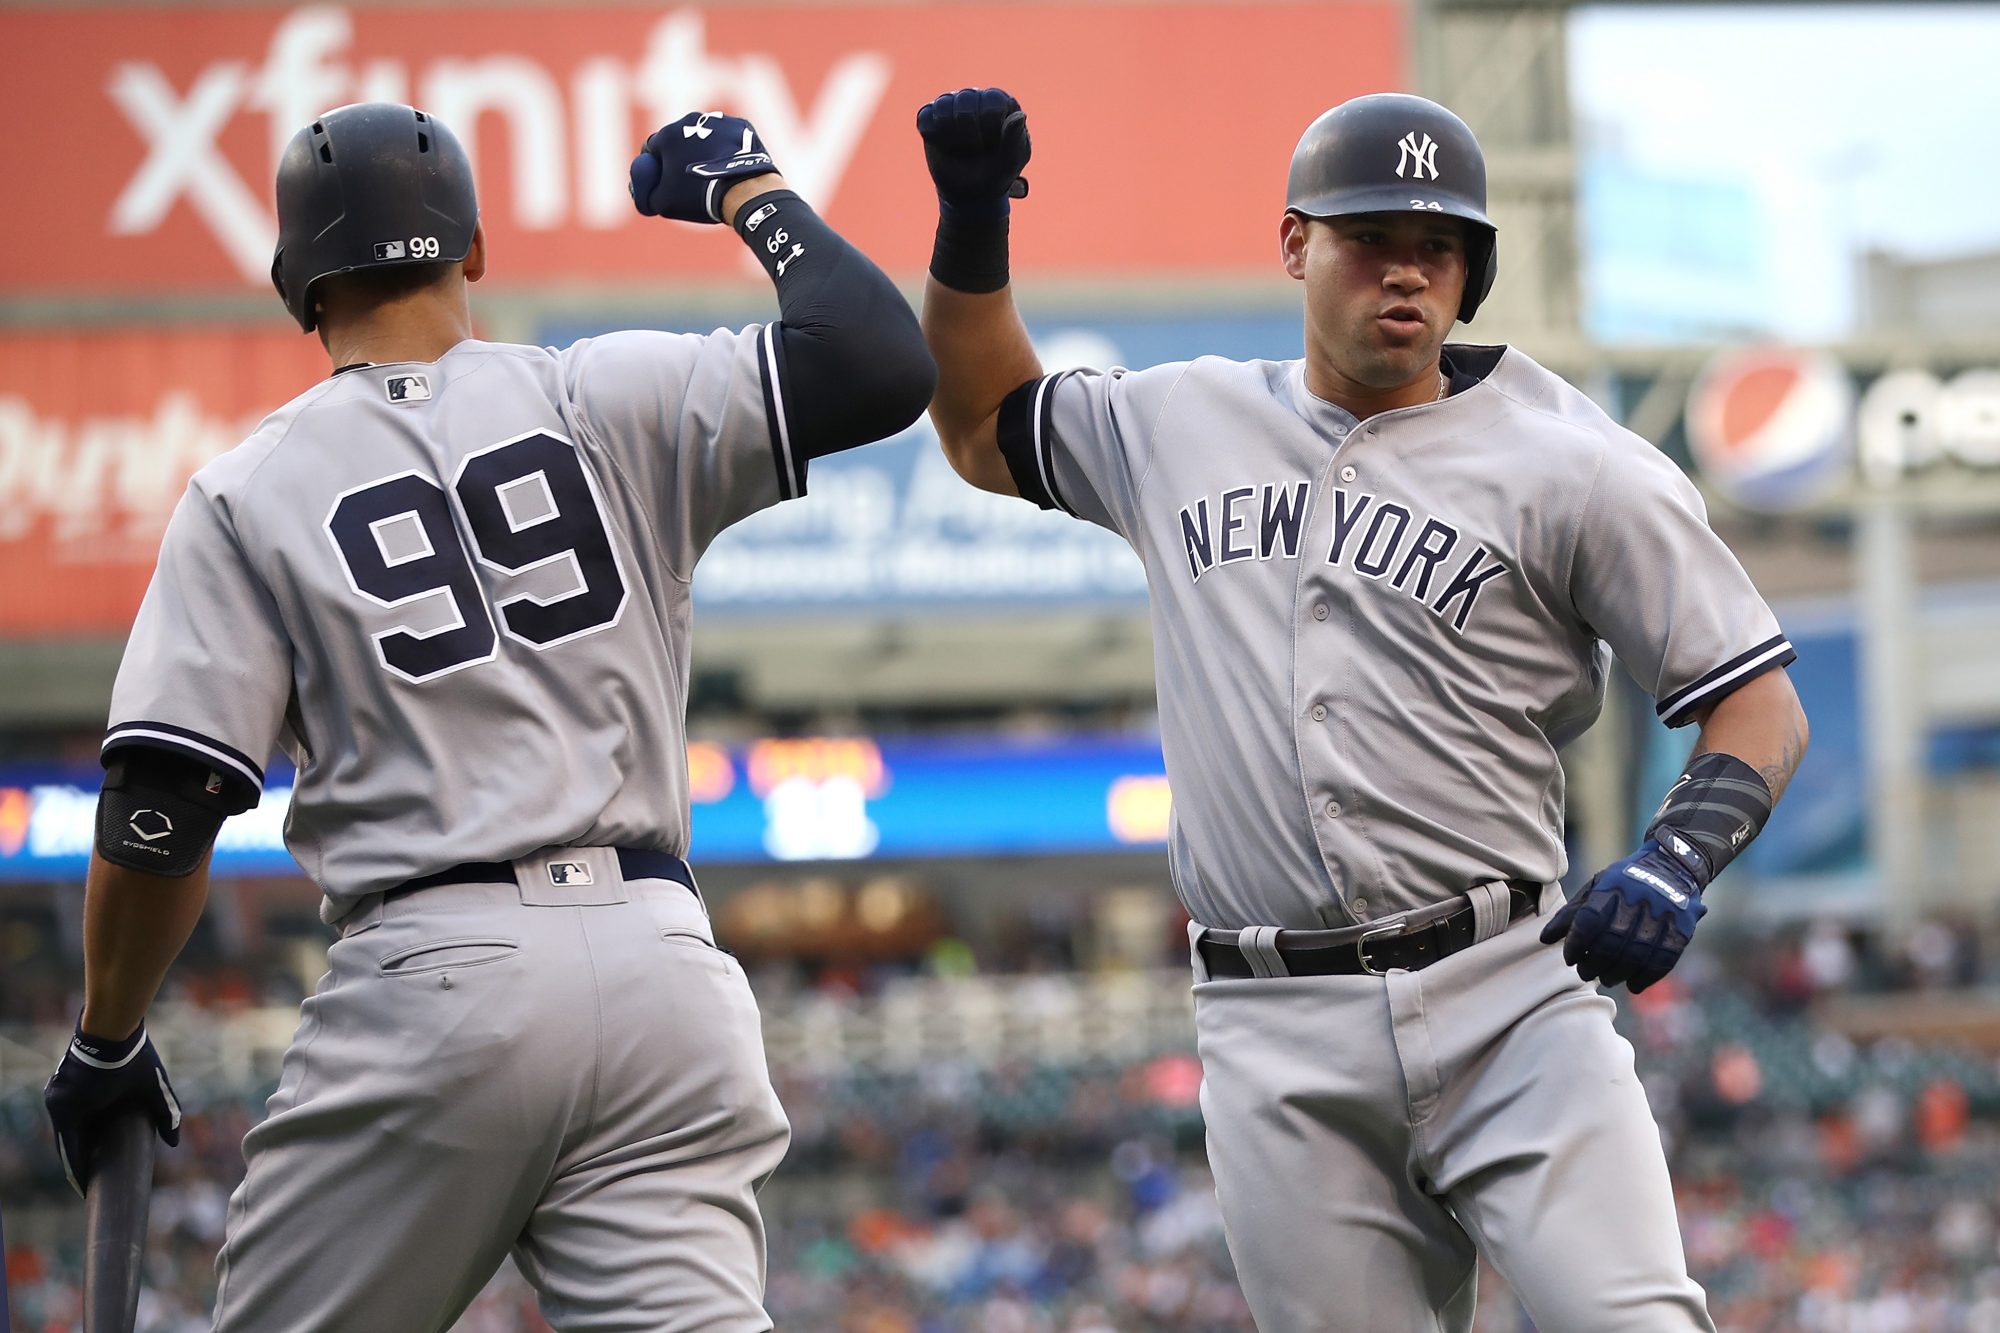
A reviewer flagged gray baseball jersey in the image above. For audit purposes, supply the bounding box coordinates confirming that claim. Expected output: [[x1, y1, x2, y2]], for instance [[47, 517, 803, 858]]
[[998, 343, 1794, 931], [103, 331, 803, 920]]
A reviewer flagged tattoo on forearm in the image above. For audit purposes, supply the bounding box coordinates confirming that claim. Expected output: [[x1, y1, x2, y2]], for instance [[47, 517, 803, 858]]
[[1757, 713, 1807, 802]]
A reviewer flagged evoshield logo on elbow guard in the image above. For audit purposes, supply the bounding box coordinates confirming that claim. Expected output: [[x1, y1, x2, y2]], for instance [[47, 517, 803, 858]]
[[128, 810, 174, 844]]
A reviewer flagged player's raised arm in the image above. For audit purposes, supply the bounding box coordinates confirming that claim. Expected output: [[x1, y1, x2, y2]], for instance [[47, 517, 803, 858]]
[[630, 112, 937, 461], [916, 88, 1042, 497]]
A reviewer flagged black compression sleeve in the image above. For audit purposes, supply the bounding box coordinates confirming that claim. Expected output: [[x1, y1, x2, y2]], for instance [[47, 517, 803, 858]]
[[732, 190, 937, 466]]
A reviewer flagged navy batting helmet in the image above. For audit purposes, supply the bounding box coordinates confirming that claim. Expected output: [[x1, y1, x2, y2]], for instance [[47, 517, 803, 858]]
[[270, 102, 479, 333], [1284, 93, 1497, 324]]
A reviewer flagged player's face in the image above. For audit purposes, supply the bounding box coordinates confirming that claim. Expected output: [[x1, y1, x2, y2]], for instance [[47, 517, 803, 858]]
[[1283, 212, 1467, 389]]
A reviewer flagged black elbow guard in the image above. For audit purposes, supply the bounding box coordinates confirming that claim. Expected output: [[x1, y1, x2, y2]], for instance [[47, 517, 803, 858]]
[[776, 317, 936, 456], [96, 750, 252, 876]]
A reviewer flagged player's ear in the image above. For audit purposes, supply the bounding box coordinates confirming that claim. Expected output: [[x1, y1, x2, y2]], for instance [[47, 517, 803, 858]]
[[462, 220, 488, 284], [1279, 212, 1309, 281]]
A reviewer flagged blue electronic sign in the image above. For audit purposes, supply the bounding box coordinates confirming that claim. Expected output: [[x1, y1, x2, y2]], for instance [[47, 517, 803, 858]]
[[0, 734, 1172, 883]]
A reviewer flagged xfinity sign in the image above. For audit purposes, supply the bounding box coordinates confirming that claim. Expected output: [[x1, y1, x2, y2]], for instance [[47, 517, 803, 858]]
[[104, 5, 891, 281]]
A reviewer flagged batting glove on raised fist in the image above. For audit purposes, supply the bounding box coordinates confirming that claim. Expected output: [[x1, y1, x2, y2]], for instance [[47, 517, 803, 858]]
[[917, 87, 1031, 220], [44, 1021, 182, 1197], [630, 112, 778, 224], [1540, 841, 1708, 993]]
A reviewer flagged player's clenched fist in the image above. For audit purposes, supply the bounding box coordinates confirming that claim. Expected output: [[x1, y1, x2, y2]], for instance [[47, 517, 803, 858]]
[[917, 87, 1031, 220], [630, 112, 778, 224], [1540, 841, 1708, 993]]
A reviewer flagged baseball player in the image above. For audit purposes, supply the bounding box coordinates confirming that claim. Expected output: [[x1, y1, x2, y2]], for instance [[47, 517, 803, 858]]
[[916, 88, 1809, 1331], [41, 101, 934, 1331]]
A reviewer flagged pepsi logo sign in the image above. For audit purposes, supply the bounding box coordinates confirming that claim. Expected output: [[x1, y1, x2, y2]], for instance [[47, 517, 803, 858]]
[[1685, 346, 1854, 513], [1855, 368, 2000, 485]]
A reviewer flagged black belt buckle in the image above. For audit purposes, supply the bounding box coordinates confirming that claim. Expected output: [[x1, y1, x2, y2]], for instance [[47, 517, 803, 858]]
[[1355, 920, 1405, 976]]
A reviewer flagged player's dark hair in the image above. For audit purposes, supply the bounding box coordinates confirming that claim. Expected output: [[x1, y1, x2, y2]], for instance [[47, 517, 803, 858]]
[[313, 261, 457, 321]]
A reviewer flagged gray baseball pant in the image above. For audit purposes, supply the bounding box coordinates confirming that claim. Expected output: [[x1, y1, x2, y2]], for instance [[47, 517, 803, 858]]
[[1189, 886, 1714, 1332], [209, 848, 790, 1332]]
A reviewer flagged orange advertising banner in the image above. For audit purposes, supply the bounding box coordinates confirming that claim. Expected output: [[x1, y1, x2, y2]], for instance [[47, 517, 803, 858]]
[[0, 329, 329, 636], [0, 3, 1403, 298]]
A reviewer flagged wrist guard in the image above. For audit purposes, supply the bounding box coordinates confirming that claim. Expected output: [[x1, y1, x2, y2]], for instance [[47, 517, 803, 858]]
[[929, 212, 1011, 294], [1644, 750, 1774, 889]]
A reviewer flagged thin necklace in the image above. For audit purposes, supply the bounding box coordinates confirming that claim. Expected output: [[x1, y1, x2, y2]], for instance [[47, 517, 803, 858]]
[[1434, 371, 1448, 402]]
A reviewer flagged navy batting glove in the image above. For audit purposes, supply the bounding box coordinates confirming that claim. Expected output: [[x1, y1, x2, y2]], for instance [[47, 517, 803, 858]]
[[630, 112, 778, 224], [1539, 840, 1707, 993], [916, 87, 1031, 220], [44, 1021, 182, 1197]]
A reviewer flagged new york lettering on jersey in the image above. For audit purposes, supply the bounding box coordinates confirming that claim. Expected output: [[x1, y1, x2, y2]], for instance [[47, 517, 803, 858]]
[[929, 87, 1801, 1332], [1177, 480, 1509, 632], [996, 345, 1792, 930]]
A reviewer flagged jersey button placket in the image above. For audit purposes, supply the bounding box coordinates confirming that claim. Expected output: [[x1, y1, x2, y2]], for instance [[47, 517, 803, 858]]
[[1300, 470, 1361, 924]]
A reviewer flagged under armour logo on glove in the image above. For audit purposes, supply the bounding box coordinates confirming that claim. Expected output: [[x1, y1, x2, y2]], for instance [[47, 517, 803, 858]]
[[630, 112, 778, 224], [1539, 840, 1708, 993]]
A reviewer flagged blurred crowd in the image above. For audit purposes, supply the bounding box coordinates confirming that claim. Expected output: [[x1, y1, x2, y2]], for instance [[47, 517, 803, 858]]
[[10, 879, 2000, 1026], [8, 907, 2000, 1330]]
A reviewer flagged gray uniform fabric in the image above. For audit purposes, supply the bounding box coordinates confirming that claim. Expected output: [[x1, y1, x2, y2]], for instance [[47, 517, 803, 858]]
[[998, 343, 1788, 1330], [106, 333, 792, 922], [106, 332, 802, 1329], [1005, 344, 1791, 930], [1190, 890, 1709, 1332], [212, 864, 788, 1332]]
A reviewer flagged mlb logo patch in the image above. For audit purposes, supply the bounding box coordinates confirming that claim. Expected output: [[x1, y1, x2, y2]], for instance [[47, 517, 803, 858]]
[[547, 860, 594, 887], [374, 239, 407, 260], [386, 375, 431, 403]]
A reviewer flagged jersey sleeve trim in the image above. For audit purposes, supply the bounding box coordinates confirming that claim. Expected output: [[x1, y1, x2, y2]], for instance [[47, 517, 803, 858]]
[[995, 373, 1076, 516], [758, 322, 808, 501], [1655, 634, 1797, 728], [102, 720, 265, 789]]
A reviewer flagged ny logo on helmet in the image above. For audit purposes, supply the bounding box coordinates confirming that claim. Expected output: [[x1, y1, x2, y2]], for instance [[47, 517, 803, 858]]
[[1396, 132, 1440, 181]]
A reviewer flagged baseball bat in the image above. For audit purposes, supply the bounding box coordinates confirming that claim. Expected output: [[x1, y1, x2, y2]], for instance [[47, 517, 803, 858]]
[[2, 1193, 12, 1333], [82, 1110, 156, 1333]]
